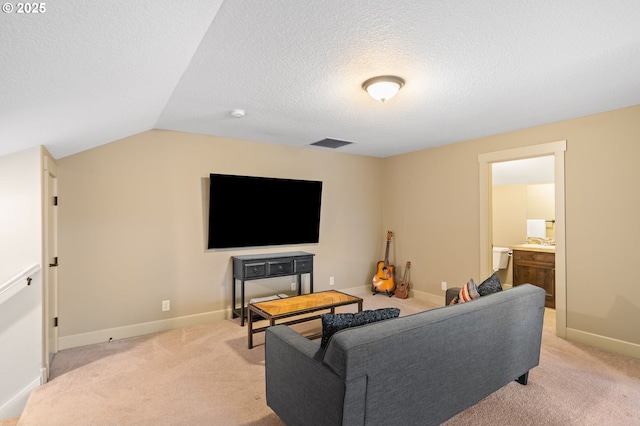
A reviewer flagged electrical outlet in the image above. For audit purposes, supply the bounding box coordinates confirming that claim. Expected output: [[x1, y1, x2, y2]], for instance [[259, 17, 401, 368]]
[[441, 281, 447, 291], [162, 300, 170, 311], [329, 276, 335, 286], [291, 282, 296, 291]]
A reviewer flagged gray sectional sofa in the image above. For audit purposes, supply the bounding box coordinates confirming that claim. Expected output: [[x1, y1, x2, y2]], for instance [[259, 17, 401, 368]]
[[265, 284, 546, 426]]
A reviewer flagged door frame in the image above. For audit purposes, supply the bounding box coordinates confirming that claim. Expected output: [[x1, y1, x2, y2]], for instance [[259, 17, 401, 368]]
[[478, 141, 567, 337], [43, 154, 58, 380]]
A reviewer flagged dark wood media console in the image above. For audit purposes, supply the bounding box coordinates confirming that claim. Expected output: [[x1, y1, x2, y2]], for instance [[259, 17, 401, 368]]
[[231, 251, 315, 326]]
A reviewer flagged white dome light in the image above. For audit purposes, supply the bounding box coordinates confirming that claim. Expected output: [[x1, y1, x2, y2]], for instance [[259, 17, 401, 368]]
[[230, 109, 246, 118], [362, 76, 405, 102]]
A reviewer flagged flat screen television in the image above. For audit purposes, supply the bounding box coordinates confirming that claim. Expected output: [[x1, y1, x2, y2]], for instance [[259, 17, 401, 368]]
[[207, 174, 323, 249]]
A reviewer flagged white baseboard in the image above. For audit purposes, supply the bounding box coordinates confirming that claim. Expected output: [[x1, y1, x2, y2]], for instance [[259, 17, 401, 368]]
[[59, 309, 228, 350], [59, 286, 444, 349], [351, 285, 639, 359], [59, 288, 638, 360], [410, 289, 445, 306], [341, 285, 444, 306], [0, 376, 40, 420], [566, 327, 640, 359], [40, 367, 47, 385]]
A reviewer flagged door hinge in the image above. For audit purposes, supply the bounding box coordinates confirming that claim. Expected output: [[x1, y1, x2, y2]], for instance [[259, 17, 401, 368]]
[[49, 257, 59, 267], [54, 317, 58, 327], [53, 196, 58, 206]]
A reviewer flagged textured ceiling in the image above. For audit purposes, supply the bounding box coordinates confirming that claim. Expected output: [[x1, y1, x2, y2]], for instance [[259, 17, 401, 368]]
[[2, 1, 640, 159]]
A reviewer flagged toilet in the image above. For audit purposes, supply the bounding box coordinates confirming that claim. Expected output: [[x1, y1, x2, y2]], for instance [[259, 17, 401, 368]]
[[492, 246, 511, 271]]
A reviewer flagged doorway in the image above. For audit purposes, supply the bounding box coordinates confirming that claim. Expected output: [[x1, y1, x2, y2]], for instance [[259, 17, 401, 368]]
[[478, 141, 566, 337], [492, 156, 555, 307]]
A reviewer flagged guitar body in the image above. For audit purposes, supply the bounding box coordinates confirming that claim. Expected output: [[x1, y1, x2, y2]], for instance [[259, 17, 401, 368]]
[[372, 231, 395, 297], [395, 280, 409, 299], [373, 261, 396, 292], [395, 261, 411, 299]]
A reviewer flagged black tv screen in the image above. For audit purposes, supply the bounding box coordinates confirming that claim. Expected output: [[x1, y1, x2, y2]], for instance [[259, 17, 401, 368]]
[[207, 174, 323, 249]]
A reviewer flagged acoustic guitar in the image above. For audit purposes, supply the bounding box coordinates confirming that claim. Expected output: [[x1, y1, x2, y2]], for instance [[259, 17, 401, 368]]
[[372, 231, 396, 297], [395, 261, 411, 299]]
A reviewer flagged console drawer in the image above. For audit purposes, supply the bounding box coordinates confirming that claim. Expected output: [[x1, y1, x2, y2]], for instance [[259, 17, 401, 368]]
[[244, 262, 267, 278], [268, 260, 293, 276], [294, 257, 313, 273]]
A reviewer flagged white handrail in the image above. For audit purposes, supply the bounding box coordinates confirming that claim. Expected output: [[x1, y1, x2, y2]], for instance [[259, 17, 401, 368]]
[[0, 264, 41, 305]]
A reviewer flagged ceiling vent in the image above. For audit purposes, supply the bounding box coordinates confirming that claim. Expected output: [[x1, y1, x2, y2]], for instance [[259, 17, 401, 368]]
[[309, 138, 354, 149]]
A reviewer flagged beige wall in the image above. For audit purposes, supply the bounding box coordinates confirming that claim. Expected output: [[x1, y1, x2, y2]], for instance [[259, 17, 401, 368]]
[[493, 184, 528, 247], [56, 105, 640, 355], [383, 105, 640, 351], [0, 146, 44, 417], [57, 130, 383, 340], [492, 183, 555, 246], [527, 183, 555, 224]]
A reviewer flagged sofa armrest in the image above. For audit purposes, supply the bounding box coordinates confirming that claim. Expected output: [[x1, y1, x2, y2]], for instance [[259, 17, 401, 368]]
[[265, 325, 348, 426], [445, 287, 460, 305]]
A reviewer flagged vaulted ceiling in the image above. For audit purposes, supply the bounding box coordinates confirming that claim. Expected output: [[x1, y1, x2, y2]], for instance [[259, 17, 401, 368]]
[[2, 1, 640, 159]]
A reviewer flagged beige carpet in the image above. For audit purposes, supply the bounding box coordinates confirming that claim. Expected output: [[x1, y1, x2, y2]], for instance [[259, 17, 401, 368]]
[[16, 293, 640, 425]]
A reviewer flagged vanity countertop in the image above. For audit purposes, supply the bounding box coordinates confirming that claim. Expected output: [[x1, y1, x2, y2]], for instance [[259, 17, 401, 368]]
[[510, 244, 555, 253]]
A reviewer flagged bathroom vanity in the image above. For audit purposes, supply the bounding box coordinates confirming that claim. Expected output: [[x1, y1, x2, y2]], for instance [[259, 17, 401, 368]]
[[512, 245, 555, 308]]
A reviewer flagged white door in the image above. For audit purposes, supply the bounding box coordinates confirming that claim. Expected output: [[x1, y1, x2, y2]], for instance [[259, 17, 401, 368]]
[[44, 156, 58, 379]]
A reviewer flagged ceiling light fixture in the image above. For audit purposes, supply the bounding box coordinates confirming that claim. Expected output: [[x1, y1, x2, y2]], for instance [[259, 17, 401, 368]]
[[230, 109, 245, 118], [362, 75, 405, 102]]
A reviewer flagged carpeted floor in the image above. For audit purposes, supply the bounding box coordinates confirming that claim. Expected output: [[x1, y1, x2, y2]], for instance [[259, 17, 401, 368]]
[[14, 292, 640, 425]]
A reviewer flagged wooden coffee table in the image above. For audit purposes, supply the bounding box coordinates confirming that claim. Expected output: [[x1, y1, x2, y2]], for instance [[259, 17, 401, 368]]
[[247, 290, 363, 349]]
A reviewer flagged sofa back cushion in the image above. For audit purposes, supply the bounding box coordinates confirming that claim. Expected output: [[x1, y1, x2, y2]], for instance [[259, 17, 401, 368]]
[[321, 284, 545, 425]]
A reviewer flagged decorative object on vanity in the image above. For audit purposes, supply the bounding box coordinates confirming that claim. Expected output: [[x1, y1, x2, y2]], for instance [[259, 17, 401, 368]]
[[372, 230, 395, 296], [395, 261, 411, 299]]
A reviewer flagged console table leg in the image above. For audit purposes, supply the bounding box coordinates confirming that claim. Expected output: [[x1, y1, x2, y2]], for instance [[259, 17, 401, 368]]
[[240, 279, 246, 327], [247, 306, 253, 349], [232, 277, 238, 319]]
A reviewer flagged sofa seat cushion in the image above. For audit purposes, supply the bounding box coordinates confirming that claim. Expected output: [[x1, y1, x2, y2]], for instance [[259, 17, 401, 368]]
[[320, 308, 400, 347]]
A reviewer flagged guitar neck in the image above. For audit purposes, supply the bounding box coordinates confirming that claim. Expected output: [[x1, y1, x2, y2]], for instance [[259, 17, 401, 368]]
[[401, 262, 411, 282], [384, 241, 391, 266], [382, 231, 393, 267]]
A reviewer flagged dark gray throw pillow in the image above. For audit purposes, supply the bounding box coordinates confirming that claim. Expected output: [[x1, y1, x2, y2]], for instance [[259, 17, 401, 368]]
[[320, 308, 400, 347], [478, 273, 503, 296]]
